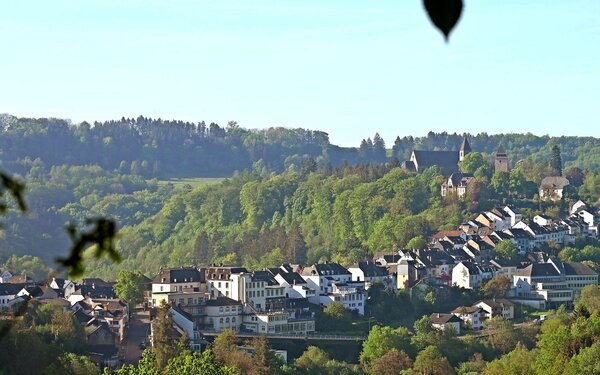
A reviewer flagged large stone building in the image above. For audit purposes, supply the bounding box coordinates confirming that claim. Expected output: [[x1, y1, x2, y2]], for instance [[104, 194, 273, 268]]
[[403, 136, 471, 176], [495, 145, 509, 173]]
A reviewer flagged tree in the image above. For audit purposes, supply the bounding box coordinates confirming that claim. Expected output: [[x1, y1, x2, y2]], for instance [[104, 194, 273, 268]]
[[465, 177, 491, 212], [2, 254, 50, 281], [550, 145, 562, 176], [490, 171, 509, 198], [247, 335, 281, 375], [460, 152, 487, 175], [152, 303, 178, 370], [456, 353, 486, 375], [406, 235, 427, 249], [163, 350, 238, 375], [483, 275, 512, 299], [372, 133, 387, 164], [114, 270, 146, 306], [323, 301, 350, 321], [575, 284, 600, 314], [494, 240, 518, 260], [484, 317, 518, 354], [565, 167, 585, 188], [360, 325, 414, 366], [413, 346, 455, 375], [483, 343, 535, 375], [369, 348, 412, 375]]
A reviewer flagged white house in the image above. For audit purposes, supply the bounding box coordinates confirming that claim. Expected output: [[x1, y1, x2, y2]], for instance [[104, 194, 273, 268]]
[[452, 262, 490, 289], [475, 299, 515, 320], [451, 306, 484, 330], [430, 313, 462, 334], [539, 176, 570, 201], [0, 283, 22, 308], [301, 263, 367, 315], [348, 262, 390, 289]]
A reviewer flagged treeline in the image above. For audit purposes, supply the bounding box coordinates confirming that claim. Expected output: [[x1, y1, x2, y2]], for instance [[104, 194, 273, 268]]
[[3, 115, 600, 179]]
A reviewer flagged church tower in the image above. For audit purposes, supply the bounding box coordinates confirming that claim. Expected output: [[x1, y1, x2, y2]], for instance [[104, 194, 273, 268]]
[[495, 144, 509, 173], [459, 136, 471, 162]]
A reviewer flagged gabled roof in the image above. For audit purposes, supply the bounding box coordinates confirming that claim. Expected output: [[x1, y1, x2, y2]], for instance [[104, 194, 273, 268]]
[[563, 262, 597, 276], [249, 271, 279, 286], [205, 297, 241, 307], [412, 150, 460, 175], [476, 299, 514, 309], [430, 313, 462, 325], [458, 262, 481, 275], [6, 275, 33, 284], [0, 283, 24, 295], [514, 263, 560, 278], [350, 262, 388, 277], [451, 306, 483, 314], [276, 271, 306, 285], [540, 176, 569, 189], [302, 263, 350, 277], [73, 284, 117, 299], [154, 267, 204, 284]]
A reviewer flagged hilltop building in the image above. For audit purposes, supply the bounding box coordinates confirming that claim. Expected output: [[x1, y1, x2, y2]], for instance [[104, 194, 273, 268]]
[[495, 145, 509, 173], [403, 136, 471, 176]]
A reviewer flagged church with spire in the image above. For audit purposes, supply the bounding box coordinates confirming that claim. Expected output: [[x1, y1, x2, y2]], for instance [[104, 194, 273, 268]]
[[402, 136, 472, 176]]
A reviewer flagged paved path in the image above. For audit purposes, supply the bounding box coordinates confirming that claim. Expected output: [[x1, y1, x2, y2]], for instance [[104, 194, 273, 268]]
[[121, 308, 150, 365]]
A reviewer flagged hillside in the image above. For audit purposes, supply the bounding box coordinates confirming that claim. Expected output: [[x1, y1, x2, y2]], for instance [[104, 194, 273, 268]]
[[1, 115, 600, 276]]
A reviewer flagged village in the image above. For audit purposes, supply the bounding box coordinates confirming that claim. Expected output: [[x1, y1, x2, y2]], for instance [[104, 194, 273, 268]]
[[1, 189, 598, 369]]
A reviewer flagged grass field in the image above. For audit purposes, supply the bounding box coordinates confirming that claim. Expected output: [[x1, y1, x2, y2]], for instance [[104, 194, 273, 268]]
[[154, 177, 226, 187]]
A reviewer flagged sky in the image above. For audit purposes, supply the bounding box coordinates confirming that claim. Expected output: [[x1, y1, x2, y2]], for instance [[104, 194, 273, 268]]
[[1, 1, 599, 147]]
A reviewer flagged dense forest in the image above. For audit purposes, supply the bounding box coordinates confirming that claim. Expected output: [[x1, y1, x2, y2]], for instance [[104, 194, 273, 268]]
[[1, 115, 600, 277]]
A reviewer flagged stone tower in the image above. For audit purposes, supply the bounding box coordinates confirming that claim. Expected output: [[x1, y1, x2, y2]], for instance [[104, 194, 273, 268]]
[[495, 144, 509, 173], [459, 136, 471, 162]]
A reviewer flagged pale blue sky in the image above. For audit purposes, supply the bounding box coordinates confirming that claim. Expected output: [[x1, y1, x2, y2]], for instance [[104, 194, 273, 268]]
[[1, 1, 598, 146]]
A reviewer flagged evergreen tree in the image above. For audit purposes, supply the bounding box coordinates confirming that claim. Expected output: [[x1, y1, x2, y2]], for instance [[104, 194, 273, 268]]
[[153, 303, 178, 370], [551, 145, 562, 175], [372, 133, 387, 164]]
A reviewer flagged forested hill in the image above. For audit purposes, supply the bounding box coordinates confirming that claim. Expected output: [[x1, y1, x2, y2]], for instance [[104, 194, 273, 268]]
[[2, 114, 600, 178], [2, 114, 600, 277]]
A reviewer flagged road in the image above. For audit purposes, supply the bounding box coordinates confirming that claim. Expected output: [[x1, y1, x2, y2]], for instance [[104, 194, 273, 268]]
[[121, 308, 150, 365]]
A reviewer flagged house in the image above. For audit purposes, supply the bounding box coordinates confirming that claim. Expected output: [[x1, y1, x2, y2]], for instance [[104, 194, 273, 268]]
[[490, 258, 524, 280], [0, 268, 13, 283], [569, 201, 599, 238], [301, 263, 367, 315], [274, 270, 316, 300], [203, 297, 244, 332], [403, 136, 470, 176], [502, 206, 522, 227], [205, 266, 247, 300], [396, 259, 425, 289], [170, 306, 204, 352], [513, 259, 574, 308], [348, 262, 390, 289], [441, 172, 474, 198], [17, 285, 59, 300], [452, 262, 492, 289], [539, 176, 570, 201], [86, 320, 119, 369], [0, 283, 23, 308], [451, 306, 484, 330], [502, 228, 534, 253], [152, 266, 205, 307], [475, 299, 515, 320], [6, 274, 33, 284], [430, 313, 462, 334], [67, 283, 118, 305]]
